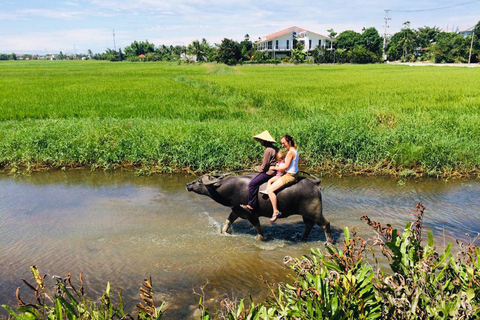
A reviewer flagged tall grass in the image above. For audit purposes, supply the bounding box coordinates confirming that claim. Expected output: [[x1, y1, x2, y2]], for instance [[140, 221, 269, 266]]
[[0, 61, 479, 176]]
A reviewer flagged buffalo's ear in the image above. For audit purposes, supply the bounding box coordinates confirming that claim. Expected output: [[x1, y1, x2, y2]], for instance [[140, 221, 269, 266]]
[[212, 181, 221, 187]]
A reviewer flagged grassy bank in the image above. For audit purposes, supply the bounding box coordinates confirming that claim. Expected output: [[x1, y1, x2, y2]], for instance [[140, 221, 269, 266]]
[[1, 61, 479, 177]]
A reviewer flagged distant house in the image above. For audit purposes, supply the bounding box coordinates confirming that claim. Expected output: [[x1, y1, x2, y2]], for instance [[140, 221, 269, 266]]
[[256, 26, 334, 58], [456, 25, 475, 38]]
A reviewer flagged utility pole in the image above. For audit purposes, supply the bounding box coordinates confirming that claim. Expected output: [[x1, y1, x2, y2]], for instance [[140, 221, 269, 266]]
[[383, 9, 391, 60], [113, 29, 116, 51], [468, 26, 475, 65]]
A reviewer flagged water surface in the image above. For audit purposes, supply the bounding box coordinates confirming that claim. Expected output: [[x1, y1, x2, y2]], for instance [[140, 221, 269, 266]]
[[0, 171, 479, 318]]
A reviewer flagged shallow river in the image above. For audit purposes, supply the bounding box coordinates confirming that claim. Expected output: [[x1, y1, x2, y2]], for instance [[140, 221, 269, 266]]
[[1, 171, 479, 318]]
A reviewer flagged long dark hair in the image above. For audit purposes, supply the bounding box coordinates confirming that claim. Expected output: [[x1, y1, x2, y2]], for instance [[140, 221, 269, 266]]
[[282, 135, 295, 147]]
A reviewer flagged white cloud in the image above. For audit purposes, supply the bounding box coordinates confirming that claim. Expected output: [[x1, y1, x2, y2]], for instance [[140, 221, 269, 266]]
[[18, 9, 83, 20], [0, 0, 478, 53]]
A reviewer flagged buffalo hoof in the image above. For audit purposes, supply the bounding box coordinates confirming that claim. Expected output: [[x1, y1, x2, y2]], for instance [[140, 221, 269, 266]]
[[221, 225, 232, 234], [255, 234, 265, 241], [221, 220, 232, 234], [324, 240, 335, 246]]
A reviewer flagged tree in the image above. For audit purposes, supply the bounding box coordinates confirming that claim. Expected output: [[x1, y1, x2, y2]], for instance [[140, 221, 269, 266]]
[[124, 40, 155, 58], [187, 38, 211, 62], [215, 38, 241, 65], [361, 27, 382, 56], [290, 47, 306, 64], [336, 30, 363, 51], [474, 20, 480, 50], [239, 34, 254, 61], [327, 28, 337, 38], [400, 21, 415, 60], [105, 48, 124, 61], [415, 26, 440, 49], [431, 32, 469, 63], [352, 46, 377, 63], [386, 28, 416, 61]]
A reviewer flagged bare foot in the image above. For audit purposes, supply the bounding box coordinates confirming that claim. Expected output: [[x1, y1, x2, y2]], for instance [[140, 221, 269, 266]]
[[240, 204, 253, 211]]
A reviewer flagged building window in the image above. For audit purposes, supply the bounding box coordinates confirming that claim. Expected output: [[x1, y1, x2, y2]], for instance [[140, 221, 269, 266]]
[[275, 40, 278, 50], [268, 41, 272, 50], [318, 39, 322, 47], [286, 40, 289, 49], [309, 40, 312, 49]]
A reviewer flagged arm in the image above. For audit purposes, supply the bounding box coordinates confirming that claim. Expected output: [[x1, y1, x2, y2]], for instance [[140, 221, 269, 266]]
[[272, 150, 294, 172], [256, 148, 272, 172]]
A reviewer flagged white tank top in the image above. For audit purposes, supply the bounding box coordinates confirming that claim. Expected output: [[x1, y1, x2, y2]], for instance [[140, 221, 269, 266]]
[[286, 149, 299, 174]]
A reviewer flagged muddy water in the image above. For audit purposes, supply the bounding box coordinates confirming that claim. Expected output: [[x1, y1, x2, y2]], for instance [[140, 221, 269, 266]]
[[0, 171, 479, 318]]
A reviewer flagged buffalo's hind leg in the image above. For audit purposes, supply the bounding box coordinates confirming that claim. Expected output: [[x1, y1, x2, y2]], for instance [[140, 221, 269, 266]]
[[222, 211, 239, 234], [301, 216, 315, 241], [302, 216, 334, 244], [317, 217, 334, 244], [247, 214, 264, 241]]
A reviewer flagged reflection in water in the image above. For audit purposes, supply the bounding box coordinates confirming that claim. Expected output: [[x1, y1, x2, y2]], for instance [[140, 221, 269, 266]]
[[0, 171, 479, 319]]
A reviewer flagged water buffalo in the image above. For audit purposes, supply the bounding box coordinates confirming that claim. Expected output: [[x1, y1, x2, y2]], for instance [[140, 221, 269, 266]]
[[186, 173, 333, 243]]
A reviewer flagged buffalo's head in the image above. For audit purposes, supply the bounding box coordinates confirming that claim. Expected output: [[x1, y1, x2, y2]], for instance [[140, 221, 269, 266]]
[[186, 175, 222, 194]]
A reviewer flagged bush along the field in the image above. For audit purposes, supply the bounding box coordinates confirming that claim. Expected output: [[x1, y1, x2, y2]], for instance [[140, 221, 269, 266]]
[[2, 267, 165, 320], [201, 204, 480, 319]]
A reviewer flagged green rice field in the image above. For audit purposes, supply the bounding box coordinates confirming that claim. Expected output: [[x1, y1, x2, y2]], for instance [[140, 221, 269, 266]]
[[0, 60, 479, 177]]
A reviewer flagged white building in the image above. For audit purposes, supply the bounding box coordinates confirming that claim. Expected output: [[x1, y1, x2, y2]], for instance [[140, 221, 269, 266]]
[[455, 25, 475, 38], [256, 26, 334, 58]]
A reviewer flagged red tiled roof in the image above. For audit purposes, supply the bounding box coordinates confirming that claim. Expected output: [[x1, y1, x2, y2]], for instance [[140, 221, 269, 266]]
[[256, 26, 332, 43]]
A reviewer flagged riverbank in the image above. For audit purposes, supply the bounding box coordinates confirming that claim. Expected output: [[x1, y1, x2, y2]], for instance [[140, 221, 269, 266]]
[[1, 61, 479, 178]]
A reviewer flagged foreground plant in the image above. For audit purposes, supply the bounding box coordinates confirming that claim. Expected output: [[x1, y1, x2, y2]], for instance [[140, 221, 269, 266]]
[[204, 204, 479, 319], [365, 204, 480, 319], [2, 267, 165, 320]]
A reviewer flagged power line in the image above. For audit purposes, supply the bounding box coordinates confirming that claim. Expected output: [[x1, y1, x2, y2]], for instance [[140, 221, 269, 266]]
[[390, 0, 480, 13]]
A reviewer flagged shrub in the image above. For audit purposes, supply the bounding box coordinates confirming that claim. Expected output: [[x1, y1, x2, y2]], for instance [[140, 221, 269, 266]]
[[352, 45, 376, 64], [202, 204, 480, 319]]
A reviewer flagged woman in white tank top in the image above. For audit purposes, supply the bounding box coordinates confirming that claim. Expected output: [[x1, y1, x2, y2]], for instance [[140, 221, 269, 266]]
[[267, 135, 299, 222]]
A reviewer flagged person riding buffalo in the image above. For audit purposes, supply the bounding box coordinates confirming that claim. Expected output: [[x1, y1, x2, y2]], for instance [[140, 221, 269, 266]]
[[268, 134, 298, 222], [240, 130, 278, 212]]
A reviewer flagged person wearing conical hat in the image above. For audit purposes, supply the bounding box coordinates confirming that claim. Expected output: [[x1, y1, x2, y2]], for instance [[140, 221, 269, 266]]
[[240, 130, 278, 212]]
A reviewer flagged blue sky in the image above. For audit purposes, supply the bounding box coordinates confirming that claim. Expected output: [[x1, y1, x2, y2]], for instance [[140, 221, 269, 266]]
[[0, 0, 478, 54]]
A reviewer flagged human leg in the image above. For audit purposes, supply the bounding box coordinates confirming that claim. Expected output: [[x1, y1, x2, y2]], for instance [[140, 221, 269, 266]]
[[267, 178, 285, 220], [266, 176, 278, 191], [245, 173, 271, 209]]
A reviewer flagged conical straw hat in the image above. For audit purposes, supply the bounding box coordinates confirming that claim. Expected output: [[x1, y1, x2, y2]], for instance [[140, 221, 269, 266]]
[[253, 130, 276, 143]]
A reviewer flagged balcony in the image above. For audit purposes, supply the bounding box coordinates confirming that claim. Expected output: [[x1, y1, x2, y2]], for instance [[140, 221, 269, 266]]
[[256, 45, 328, 52]]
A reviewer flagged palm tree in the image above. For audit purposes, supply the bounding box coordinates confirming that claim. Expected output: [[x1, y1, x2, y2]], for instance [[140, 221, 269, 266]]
[[187, 38, 209, 62]]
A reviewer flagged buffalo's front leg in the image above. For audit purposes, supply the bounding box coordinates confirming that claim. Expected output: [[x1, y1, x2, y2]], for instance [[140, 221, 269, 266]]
[[247, 214, 264, 241], [222, 211, 239, 234]]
